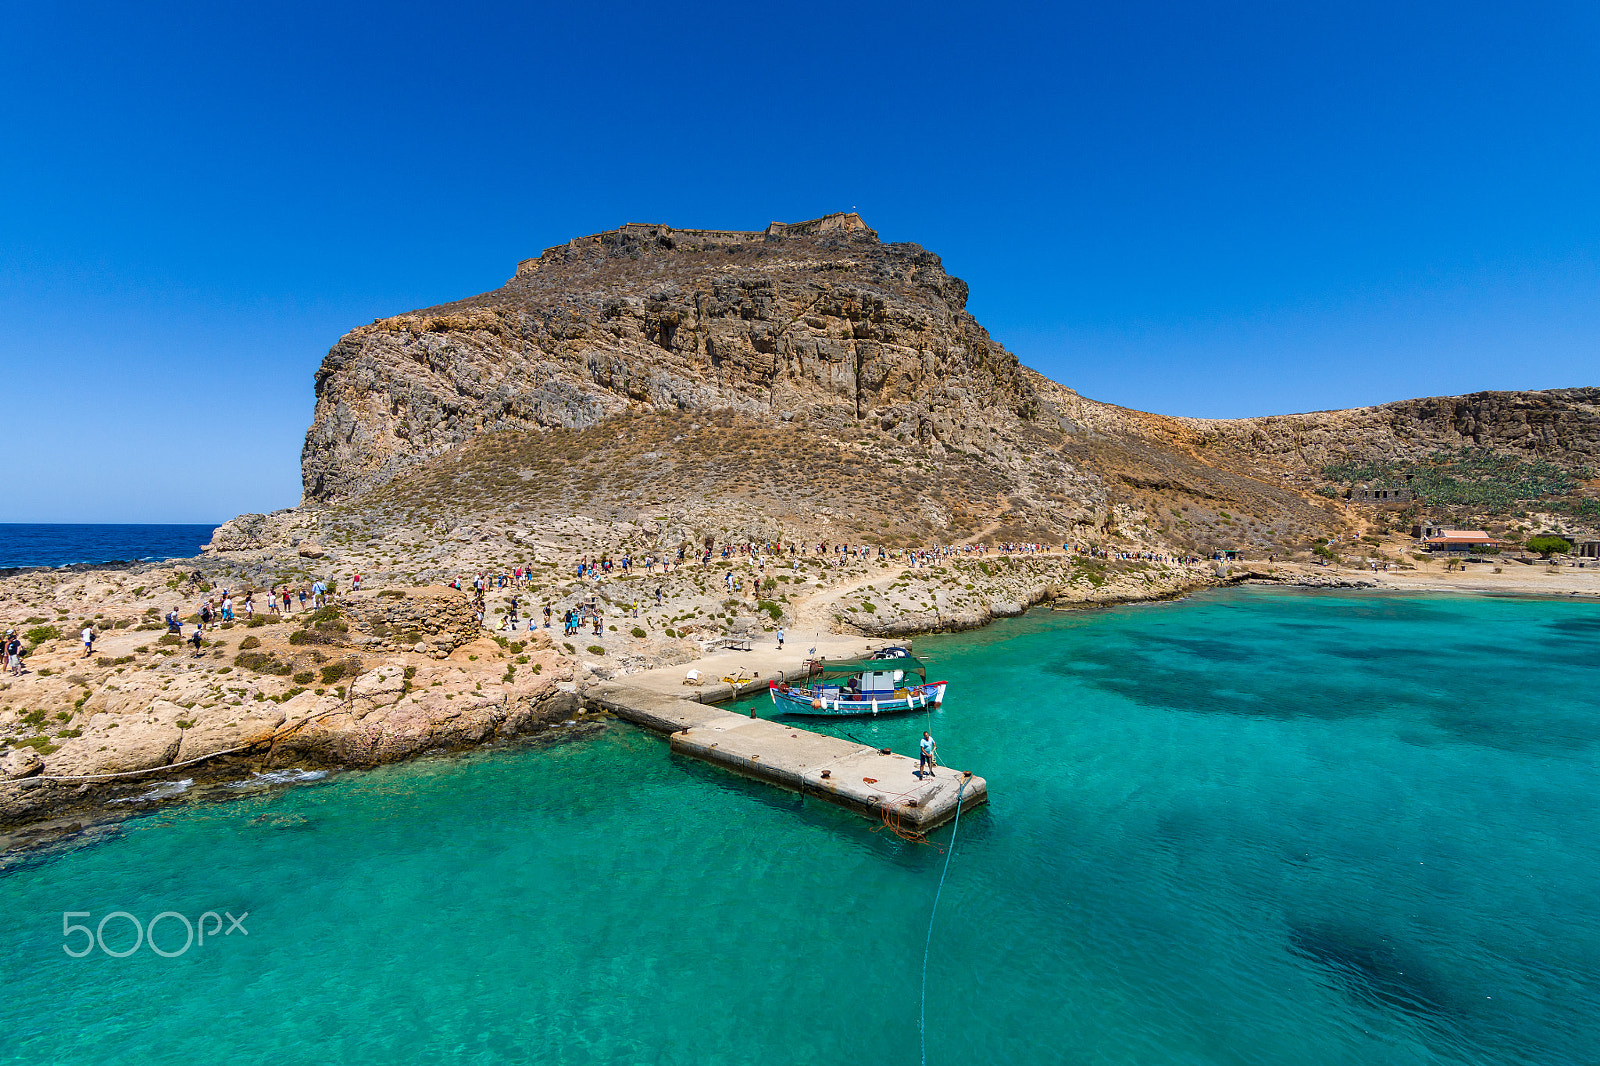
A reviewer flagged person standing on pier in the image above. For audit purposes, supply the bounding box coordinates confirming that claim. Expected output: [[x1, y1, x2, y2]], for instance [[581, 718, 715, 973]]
[[919, 731, 937, 778]]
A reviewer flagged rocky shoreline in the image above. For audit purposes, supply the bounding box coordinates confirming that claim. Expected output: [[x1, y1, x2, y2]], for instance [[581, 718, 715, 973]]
[[7, 535, 1597, 843]]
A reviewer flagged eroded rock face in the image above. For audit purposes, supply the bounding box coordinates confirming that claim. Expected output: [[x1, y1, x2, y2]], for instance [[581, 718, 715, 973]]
[[298, 214, 1599, 552], [340, 586, 480, 654], [302, 214, 1037, 502], [0, 749, 42, 778], [1039, 374, 1600, 476]]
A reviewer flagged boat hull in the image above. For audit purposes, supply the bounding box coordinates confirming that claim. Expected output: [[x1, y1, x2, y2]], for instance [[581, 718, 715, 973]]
[[770, 681, 947, 717]]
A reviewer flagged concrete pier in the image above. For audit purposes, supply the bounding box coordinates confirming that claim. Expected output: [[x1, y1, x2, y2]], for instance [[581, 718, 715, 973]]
[[587, 638, 988, 831]]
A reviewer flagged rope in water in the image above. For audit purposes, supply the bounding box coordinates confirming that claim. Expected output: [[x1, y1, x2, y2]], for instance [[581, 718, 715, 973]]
[[920, 773, 968, 1066]]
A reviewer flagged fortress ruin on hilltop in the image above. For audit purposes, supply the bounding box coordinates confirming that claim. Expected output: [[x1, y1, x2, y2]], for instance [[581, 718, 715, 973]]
[[515, 212, 871, 277]]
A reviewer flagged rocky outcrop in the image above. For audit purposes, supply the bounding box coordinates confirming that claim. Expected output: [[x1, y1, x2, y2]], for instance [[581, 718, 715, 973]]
[[1199, 388, 1600, 468], [805, 555, 1220, 638], [296, 215, 1598, 561], [258, 656, 580, 769], [0, 629, 586, 829], [204, 509, 323, 554], [340, 586, 479, 656], [1036, 373, 1600, 477], [302, 214, 1038, 503]]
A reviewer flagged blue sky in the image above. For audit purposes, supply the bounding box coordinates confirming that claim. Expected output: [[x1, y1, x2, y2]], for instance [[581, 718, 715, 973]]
[[3, 1, 1598, 522]]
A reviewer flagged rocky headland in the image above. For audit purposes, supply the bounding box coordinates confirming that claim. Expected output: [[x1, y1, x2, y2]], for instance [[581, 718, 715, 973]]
[[4, 213, 1598, 833]]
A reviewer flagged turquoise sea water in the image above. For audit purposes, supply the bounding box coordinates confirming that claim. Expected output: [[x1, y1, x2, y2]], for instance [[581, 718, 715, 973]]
[[3, 588, 1598, 1065]]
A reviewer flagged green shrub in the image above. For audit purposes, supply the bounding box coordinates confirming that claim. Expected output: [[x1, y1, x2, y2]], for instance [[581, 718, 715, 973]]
[[319, 662, 348, 685], [1526, 535, 1573, 558], [630, 627, 647, 638], [24, 625, 59, 649], [587, 645, 606, 656], [239, 635, 261, 650], [157, 633, 181, 646], [293, 671, 315, 685], [234, 652, 291, 675]]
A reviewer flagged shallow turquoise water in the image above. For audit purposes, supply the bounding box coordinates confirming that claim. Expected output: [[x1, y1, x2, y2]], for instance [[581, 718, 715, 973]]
[[3, 588, 1599, 1065]]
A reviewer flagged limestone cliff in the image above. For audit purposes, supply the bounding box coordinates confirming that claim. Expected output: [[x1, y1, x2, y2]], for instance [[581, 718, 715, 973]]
[[303, 213, 1038, 503], [297, 214, 1599, 553]]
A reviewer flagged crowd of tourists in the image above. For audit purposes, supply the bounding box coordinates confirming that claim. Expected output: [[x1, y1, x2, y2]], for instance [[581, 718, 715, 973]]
[[0, 534, 1212, 679]]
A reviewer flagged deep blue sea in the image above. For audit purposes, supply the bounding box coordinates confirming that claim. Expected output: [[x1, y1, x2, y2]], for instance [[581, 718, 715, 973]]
[[2, 588, 1598, 1065], [0, 523, 218, 569]]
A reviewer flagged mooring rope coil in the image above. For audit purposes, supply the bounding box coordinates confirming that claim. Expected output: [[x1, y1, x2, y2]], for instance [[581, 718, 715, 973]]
[[920, 772, 969, 1066]]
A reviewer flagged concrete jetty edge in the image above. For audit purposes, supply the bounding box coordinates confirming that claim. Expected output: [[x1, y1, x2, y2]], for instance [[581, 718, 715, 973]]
[[588, 654, 988, 832]]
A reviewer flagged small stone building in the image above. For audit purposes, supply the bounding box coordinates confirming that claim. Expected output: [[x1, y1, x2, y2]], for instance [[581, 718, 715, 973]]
[[1577, 540, 1600, 559], [1350, 484, 1412, 504]]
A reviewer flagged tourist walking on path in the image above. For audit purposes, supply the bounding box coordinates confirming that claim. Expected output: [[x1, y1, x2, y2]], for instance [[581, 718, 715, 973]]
[[777, 626, 785, 649], [918, 731, 937, 778], [189, 624, 204, 657], [5, 631, 22, 676], [82, 625, 95, 658]]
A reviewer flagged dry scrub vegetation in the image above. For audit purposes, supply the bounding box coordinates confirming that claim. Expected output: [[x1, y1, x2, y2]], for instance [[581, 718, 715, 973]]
[[337, 408, 1354, 557]]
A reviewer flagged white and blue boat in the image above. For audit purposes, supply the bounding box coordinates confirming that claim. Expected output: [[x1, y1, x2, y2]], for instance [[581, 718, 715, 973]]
[[769, 647, 947, 717]]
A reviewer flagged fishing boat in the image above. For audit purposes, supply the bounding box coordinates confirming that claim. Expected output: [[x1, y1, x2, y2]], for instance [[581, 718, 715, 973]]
[[769, 647, 947, 716]]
